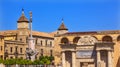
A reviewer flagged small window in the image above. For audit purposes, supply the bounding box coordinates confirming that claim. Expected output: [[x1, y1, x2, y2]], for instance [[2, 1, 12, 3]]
[[41, 49, 43, 56], [35, 55, 37, 59], [20, 38, 22, 41], [1, 46, 2, 51], [26, 37, 28, 43], [15, 46, 18, 52], [10, 56, 13, 59], [41, 40, 43, 46], [0, 55, 3, 59], [36, 38, 38, 44], [50, 50, 53, 56], [20, 48, 22, 53], [50, 41, 52, 47], [20, 57, 23, 59], [46, 40, 47, 46], [10, 47, 12, 52]]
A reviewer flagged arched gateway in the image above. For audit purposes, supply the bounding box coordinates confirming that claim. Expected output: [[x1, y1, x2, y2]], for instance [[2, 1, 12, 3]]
[[60, 35, 114, 67]]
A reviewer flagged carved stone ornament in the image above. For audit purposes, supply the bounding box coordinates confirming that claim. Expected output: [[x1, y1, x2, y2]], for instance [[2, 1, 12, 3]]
[[77, 35, 98, 45]]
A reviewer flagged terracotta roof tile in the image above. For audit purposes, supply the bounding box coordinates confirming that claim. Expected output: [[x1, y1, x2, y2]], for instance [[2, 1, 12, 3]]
[[0, 30, 53, 38], [17, 13, 28, 22], [58, 23, 68, 30]]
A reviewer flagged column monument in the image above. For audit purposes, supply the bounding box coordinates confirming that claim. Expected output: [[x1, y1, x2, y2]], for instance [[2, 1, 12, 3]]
[[26, 11, 37, 61]]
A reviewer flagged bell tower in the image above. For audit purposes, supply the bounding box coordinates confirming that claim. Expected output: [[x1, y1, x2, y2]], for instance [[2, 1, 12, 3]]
[[57, 19, 68, 35], [17, 9, 29, 43], [17, 8, 29, 30]]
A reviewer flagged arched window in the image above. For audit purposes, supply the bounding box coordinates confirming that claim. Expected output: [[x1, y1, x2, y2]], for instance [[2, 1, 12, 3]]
[[102, 36, 112, 42], [117, 35, 120, 41], [73, 37, 80, 43], [61, 37, 69, 44]]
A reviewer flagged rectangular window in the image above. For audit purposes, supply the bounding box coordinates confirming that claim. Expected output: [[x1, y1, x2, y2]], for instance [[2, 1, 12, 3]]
[[1, 46, 2, 51], [50, 50, 53, 56], [41, 49, 43, 56], [36, 38, 38, 44], [26, 37, 28, 43], [10, 47, 12, 53], [50, 41, 52, 47], [15, 46, 18, 52], [46, 40, 47, 46], [41, 40, 43, 46], [20, 48, 22, 53]]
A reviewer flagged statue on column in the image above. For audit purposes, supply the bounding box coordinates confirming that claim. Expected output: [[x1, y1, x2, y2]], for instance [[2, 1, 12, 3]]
[[26, 11, 38, 61]]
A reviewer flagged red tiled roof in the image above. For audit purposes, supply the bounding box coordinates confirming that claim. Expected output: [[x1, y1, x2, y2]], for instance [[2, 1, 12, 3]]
[[58, 23, 68, 30], [17, 13, 28, 22]]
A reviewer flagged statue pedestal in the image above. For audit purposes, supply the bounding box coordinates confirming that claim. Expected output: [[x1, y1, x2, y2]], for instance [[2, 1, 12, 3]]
[[26, 37, 37, 61]]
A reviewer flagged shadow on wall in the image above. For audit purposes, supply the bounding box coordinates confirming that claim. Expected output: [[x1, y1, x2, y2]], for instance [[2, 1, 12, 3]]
[[116, 57, 120, 67]]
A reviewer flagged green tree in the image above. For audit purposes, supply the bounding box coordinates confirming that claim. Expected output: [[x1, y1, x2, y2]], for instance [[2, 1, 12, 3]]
[[0, 59, 3, 64]]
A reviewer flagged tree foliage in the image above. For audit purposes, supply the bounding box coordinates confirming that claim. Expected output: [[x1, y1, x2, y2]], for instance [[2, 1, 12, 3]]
[[0, 56, 54, 65]]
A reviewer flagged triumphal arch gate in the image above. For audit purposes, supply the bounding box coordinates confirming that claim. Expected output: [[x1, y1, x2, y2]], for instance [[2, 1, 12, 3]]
[[60, 35, 114, 67]]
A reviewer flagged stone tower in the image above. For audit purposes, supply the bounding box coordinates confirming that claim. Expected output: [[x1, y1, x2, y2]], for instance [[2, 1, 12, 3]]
[[57, 19, 68, 35], [17, 9, 29, 43]]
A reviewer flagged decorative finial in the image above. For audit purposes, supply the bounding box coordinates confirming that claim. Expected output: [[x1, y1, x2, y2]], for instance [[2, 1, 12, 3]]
[[22, 8, 24, 11], [22, 8, 24, 15], [62, 18, 64, 23]]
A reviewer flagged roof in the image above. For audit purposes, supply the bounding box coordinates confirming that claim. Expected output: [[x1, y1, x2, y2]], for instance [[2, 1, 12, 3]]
[[0, 30, 53, 38], [58, 23, 68, 30], [49, 31, 57, 36], [62, 30, 120, 35], [17, 10, 28, 22], [32, 31, 53, 38], [0, 30, 17, 36]]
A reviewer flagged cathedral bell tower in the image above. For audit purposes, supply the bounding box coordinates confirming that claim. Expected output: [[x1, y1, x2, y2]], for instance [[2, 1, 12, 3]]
[[17, 9, 29, 30], [57, 19, 68, 35], [17, 9, 29, 43]]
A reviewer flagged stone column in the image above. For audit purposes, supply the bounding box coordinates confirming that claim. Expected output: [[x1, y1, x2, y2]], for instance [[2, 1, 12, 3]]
[[97, 50, 101, 67], [62, 51, 66, 67], [108, 50, 112, 67], [72, 51, 76, 67]]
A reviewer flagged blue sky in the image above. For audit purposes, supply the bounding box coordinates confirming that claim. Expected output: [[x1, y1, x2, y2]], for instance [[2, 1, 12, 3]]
[[0, 0, 120, 32]]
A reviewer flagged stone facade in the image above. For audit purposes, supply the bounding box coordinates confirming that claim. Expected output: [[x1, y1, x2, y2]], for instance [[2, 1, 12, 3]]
[[0, 35, 4, 59], [0, 10, 54, 61], [0, 10, 120, 67], [54, 31, 120, 67]]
